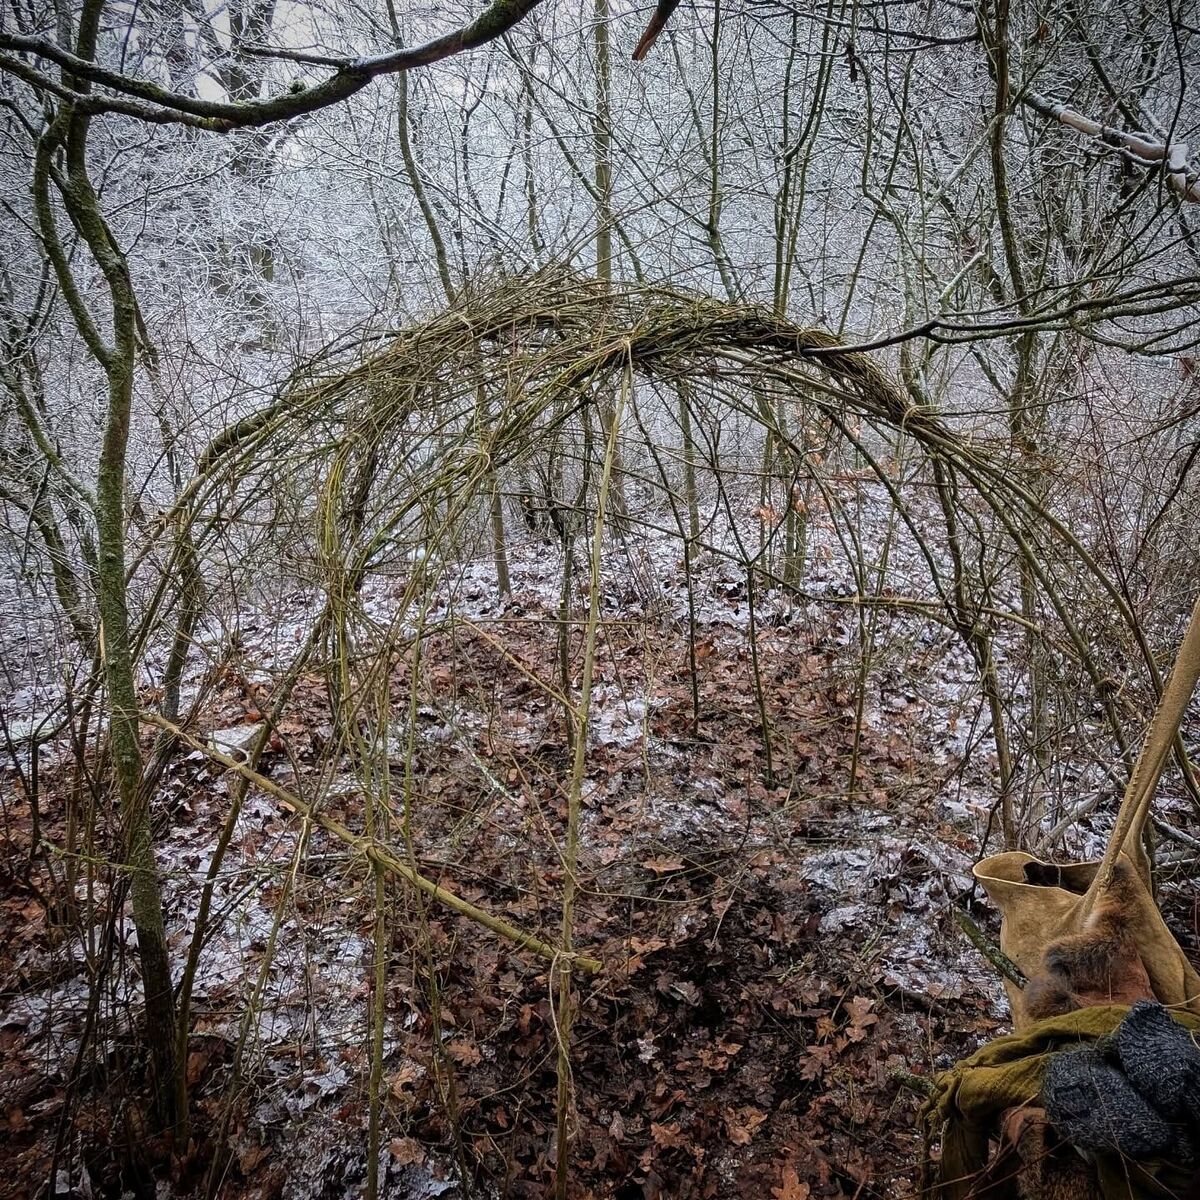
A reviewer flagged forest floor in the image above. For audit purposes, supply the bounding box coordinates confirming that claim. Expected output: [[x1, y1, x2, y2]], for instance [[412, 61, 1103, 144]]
[[3, 492, 1198, 1200]]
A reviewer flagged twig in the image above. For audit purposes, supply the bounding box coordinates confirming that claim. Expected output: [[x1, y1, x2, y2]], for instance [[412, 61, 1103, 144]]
[[140, 711, 603, 974], [952, 905, 1026, 986], [890, 1067, 936, 1099]]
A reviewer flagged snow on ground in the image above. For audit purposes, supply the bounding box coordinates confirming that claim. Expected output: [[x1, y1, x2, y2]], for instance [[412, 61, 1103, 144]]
[[4, 476, 1192, 1197]]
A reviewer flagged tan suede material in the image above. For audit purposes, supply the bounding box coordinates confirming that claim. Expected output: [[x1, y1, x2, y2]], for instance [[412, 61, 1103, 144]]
[[973, 850, 1200, 1028], [973, 595, 1200, 1029]]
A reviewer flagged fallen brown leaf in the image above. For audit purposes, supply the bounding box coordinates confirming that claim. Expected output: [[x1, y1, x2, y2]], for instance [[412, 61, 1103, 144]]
[[389, 1137, 425, 1166], [723, 1105, 767, 1145], [642, 856, 686, 874], [445, 1038, 482, 1066], [772, 1164, 810, 1200]]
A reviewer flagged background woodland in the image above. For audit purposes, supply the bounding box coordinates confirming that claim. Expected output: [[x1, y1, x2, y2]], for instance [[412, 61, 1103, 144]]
[[2, 0, 1200, 1196]]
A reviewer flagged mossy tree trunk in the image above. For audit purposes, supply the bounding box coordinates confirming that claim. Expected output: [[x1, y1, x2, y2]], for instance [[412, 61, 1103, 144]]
[[32, 0, 179, 1131]]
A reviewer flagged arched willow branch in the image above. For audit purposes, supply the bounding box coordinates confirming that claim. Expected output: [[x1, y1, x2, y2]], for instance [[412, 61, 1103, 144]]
[[160, 271, 1195, 882]]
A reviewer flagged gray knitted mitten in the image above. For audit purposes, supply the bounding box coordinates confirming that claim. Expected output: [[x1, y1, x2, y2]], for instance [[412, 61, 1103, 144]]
[[1042, 1046, 1184, 1161], [1117, 999, 1200, 1125]]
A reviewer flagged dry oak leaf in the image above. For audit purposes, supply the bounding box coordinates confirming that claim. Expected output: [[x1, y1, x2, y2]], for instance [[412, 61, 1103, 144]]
[[630, 936, 667, 954], [798, 1043, 834, 1081], [445, 1038, 481, 1066], [388, 1060, 425, 1096], [642, 855, 686, 873], [388, 1138, 425, 1166], [697, 1043, 739, 1071], [845, 995, 878, 1043], [650, 1121, 688, 1150], [237, 1144, 269, 1175], [772, 1164, 810, 1200], [814, 1015, 837, 1039], [185, 1049, 212, 1086], [723, 1105, 767, 1145]]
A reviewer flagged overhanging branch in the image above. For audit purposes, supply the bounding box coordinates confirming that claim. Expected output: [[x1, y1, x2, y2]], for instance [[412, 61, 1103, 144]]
[[0, 0, 545, 130]]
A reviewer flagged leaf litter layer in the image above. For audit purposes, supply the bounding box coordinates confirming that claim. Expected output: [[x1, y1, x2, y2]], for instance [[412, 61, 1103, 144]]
[[4, 272, 1199, 1199]]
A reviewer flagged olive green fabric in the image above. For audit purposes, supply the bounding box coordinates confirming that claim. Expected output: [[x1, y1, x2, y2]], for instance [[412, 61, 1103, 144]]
[[920, 1006, 1200, 1200], [925, 594, 1200, 1196]]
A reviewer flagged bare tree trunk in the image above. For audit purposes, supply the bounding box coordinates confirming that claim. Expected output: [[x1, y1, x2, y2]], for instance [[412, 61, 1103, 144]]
[[592, 0, 627, 520], [981, 0, 1044, 847], [677, 382, 701, 554]]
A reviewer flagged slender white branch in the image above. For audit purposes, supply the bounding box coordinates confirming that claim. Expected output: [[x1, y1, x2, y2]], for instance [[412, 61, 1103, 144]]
[[1023, 89, 1200, 203]]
